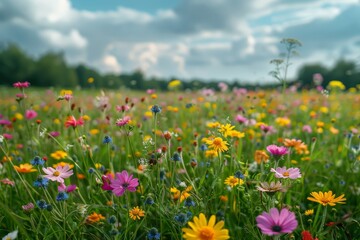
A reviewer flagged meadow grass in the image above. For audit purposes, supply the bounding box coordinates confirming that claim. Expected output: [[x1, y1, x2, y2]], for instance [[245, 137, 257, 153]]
[[0, 85, 359, 240]]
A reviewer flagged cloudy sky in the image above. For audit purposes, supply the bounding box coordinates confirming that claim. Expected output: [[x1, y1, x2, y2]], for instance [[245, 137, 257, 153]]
[[1, 0, 360, 83]]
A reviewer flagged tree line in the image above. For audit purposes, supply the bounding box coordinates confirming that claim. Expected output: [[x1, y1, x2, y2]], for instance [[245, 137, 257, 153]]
[[1, 43, 359, 91]]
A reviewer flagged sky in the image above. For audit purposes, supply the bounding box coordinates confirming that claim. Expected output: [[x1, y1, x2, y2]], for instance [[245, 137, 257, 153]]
[[1, 0, 360, 84]]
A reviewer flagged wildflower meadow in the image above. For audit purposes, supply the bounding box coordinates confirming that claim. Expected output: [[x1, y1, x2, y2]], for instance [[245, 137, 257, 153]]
[[0, 81, 360, 240]]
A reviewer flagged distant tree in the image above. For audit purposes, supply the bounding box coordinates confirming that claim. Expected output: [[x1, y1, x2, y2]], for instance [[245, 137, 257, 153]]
[[296, 63, 328, 89], [29, 52, 78, 87], [0, 43, 35, 85], [326, 59, 360, 89], [75, 64, 102, 88]]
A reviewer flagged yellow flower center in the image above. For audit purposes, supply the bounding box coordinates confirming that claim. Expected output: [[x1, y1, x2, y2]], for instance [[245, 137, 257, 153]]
[[283, 171, 289, 177], [230, 178, 238, 184], [213, 138, 222, 146], [321, 198, 330, 204], [53, 171, 60, 177], [199, 226, 215, 240]]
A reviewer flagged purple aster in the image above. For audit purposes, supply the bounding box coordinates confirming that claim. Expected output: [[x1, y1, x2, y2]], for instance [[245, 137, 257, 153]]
[[110, 170, 139, 196], [266, 144, 289, 156], [256, 208, 298, 236], [270, 167, 302, 179]]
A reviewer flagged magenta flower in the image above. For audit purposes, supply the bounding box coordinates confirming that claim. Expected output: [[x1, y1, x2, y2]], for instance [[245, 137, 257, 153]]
[[13, 81, 30, 88], [42, 165, 73, 183], [0, 119, 12, 126], [101, 174, 114, 191], [116, 116, 131, 127], [25, 110, 38, 120], [58, 183, 77, 193], [270, 167, 301, 179], [266, 145, 289, 156], [110, 170, 139, 196], [3, 133, 13, 140], [256, 208, 298, 236]]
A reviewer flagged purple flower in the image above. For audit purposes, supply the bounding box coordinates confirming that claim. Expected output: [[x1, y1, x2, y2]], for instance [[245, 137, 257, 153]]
[[270, 167, 301, 179], [266, 145, 288, 156], [110, 170, 139, 196], [256, 208, 298, 236]]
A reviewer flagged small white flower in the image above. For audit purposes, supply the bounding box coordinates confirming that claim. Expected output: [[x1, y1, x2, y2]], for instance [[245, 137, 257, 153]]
[[0, 135, 4, 143], [40, 128, 47, 137], [2, 230, 18, 240]]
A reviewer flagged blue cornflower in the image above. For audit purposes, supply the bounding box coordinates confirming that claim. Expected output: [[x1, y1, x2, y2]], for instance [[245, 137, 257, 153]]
[[172, 152, 182, 162], [36, 199, 48, 209], [33, 177, 49, 188], [174, 212, 192, 226], [185, 103, 193, 108], [30, 156, 45, 166], [200, 144, 208, 151], [216, 210, 225, 221], [160, 169, 166, 181], [88, 168, 95, 174], [184, 197, 196, 207], [145, 196, 155, 205], [151, 105, 162, 114], [108, 215, 117, 224], [147, 228, 160, 240], [56, 192, 69, 201], [234, 170, 245, 179], [46, 204, 53, 211], [103, 136, 112, 144]]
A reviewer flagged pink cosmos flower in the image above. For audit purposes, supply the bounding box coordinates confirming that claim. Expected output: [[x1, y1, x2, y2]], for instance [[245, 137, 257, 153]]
[[58, 183, 77, 193], [42, 165, 73, 183], [3, 133, 13, 140], [266, 145, 289, 156], [116, 116, 131, 127], [260, 125, 275, 134], [302, 125, 312, 133], [110, 170, 139, 196], [101, 174, 114, 191], [25, 110, 37, 120], [146, 89, 155, 94], [0, 178, 15, 186], [235, 114, 248, 124], [256, 208, 298, 236], [13, 81, 30, 88], [270, 167, 302, 179], [65, 116, 84, 128], [0, 119, 11, 125]]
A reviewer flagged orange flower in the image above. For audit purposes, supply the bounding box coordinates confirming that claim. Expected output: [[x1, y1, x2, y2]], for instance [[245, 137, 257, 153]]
[[14, 163, 37, 173], [283, 138, 303, 148], [129, 206, 145, 220], [307, 191, 346, 206], [86, 212, 105, 224], [171, 186, 192, 202], [254, 150, 269, 164]]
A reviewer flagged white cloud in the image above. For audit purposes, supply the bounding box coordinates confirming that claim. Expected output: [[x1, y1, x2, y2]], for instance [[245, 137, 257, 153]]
[[101, 55, 122, 74], [40, 29, 87, 49]]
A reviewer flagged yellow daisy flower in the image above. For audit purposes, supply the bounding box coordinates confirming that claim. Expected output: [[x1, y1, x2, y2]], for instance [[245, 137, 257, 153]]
[[129, 206, 145, 220], [307, 191, 346, 206], [182, 213, 230, 240]]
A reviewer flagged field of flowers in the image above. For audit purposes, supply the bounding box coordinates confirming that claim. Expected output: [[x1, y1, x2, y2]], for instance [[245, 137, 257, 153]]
[[0, 81, 359, 240]]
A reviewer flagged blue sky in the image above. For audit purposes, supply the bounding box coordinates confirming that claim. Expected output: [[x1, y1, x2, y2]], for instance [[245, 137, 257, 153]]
[[1, 0, 360, 83]]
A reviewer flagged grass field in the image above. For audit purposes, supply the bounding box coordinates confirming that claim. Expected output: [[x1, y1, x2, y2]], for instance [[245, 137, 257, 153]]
[[0, 83, 359, 240]]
